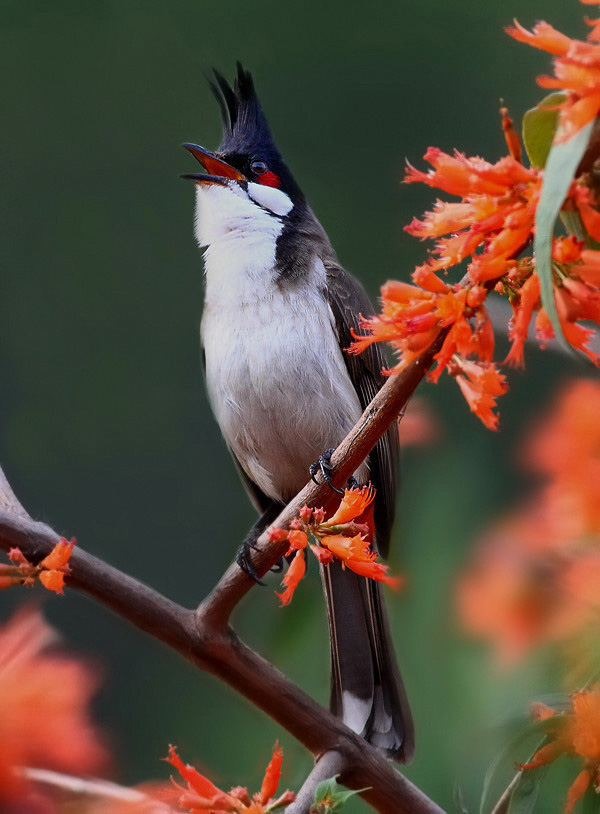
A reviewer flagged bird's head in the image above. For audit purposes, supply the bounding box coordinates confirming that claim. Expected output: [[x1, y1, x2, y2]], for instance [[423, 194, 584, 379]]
[[183, 64, 305, 248]]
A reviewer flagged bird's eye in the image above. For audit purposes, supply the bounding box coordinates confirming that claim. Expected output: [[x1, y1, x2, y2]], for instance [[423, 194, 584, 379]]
[[250, 160, 268, 176]]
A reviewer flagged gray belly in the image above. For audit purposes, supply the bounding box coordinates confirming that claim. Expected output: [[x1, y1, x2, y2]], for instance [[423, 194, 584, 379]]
[[202, 289, 367, 502]]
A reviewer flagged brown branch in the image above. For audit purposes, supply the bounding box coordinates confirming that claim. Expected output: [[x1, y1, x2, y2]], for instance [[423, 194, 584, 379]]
[[0, 336, 447, 814]]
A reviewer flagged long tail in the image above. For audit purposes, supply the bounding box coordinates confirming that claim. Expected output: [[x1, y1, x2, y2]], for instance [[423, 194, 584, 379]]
[[322, 561, 414, 762]]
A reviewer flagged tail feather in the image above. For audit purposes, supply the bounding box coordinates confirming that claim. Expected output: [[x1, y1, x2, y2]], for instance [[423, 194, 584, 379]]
[[322, 561, 414, 762]]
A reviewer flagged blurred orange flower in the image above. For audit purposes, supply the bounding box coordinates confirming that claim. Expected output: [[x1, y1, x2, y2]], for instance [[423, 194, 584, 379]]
[[457, 379, 600, 665], [520, 686, 600, 812], [0, 605, 108, 805], [164, 743, 294, 813], [398, 397, 440, 446]]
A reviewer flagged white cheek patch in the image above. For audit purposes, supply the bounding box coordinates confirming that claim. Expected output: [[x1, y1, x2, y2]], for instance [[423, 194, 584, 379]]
[[247, 182, 293, 217]]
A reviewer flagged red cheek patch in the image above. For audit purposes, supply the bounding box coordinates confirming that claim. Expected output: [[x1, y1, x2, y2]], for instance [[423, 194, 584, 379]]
[[258, 171, 281, 188]]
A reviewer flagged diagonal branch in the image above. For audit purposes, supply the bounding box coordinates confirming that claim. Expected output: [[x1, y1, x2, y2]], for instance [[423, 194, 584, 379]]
[[199, 330, 447, 627], [0, 336, 447, 814]]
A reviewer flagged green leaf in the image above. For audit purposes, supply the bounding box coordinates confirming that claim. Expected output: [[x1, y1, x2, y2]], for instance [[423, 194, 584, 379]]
[[522, 93, 566, 169], [506, 765, 549, 814], [479, 717, 562, 814], [312, 776, 368, 812], [534, 119, 595, 352]]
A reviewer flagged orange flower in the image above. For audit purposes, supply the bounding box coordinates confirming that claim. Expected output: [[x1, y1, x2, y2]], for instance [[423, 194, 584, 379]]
[[323, 486, 375, 526], [405, 148, 540, 284], [519, 686, 600, 812], [505, 272, 541, 367], [258, 743, 283, 805], [343, 559, 404, 590], [39, 538, 74, 571], [164, 744, 294, 813], [351, 99, 600, 429], [507, 3, 600, 142], [276, 550, 306, 606], [270, 487, 403, 603], [321, 533, 373, 561], [287, 529, 308, 552], [0, 538, 75, 595], [449, 358, 508, 431], [0, 606, 108, 804]]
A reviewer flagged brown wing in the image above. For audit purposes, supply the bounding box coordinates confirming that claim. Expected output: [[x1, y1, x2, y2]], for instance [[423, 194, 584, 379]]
[[323, 261, 399, 558]]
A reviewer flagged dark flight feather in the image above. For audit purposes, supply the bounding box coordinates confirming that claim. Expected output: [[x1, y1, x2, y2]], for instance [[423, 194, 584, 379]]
[[323, 261, 399, 558]]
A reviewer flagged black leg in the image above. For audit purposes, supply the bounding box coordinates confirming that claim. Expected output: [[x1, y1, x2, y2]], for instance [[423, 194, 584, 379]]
[[236, 502, 282, 584], [309, 447, 344, 495]]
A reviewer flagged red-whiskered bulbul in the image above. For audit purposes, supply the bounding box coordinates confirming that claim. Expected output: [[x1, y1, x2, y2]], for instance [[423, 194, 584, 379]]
[[183, 64, 414, 762]]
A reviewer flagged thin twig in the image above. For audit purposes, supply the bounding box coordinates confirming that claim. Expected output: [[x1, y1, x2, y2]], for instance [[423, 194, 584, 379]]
[[489, 774, 519, 814], [285, 751, 346, 813]]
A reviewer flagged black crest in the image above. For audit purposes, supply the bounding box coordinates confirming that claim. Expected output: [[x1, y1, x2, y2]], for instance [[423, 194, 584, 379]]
[[210, 63, 279, 161]]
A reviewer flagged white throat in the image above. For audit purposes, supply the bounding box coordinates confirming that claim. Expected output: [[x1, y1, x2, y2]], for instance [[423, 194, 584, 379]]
[[195, 182, 293, 302]]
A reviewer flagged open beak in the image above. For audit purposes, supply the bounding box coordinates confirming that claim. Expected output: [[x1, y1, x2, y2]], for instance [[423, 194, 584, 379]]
[[181, 143, 246, 185]]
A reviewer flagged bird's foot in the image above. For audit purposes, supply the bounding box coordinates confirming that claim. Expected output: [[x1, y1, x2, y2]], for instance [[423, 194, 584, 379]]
[[235, 536, 265, 585], [270, 557, 284, 574], [347, 475, 359, 490], [309, 447, 344, 495]]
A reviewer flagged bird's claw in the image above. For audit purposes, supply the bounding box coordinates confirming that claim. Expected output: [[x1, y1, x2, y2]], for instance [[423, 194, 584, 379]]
[[270, 557, 284, 574], [309, 447, 344, 495], [236, 539, 265, 585]]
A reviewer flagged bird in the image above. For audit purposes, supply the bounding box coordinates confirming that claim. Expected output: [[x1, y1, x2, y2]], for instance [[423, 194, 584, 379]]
[[182, 63, 414, 762]]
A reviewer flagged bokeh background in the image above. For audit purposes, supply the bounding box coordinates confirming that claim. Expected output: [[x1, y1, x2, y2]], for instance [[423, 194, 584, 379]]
[[0, 1, 594, 810]]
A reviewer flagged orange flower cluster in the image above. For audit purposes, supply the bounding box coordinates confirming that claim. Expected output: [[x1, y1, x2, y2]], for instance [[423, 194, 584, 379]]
[[165, 743, 295, 813], [351, 115, 600, 429], [0, 606, 107, 807], [520, 686, 600, 813], [508, 0, 600, 143], [0, 537, 75, 594], [457, 379, 600, 666], [269, 486, 402, 605]]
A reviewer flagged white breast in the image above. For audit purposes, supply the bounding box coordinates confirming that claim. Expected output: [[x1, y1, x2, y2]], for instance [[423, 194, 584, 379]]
[[196, 184, 367, 502]]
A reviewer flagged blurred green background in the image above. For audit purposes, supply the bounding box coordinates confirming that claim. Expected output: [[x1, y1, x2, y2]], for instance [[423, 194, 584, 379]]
[[0, 1, 593, 811]]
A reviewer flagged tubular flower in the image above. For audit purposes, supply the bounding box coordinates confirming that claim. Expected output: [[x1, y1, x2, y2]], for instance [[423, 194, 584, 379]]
[[405, 148, 540, 283], [164, 744, 294, 813], [507, 0, 600, 143], [0, 538, 75, 595], [268, 486, 403, 605], [323, 485, 375, 526], [519, 686, 600, 813], [447, 358, 508, 431], [0, 606, 108, 804], [276, 549, 306, 606]]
